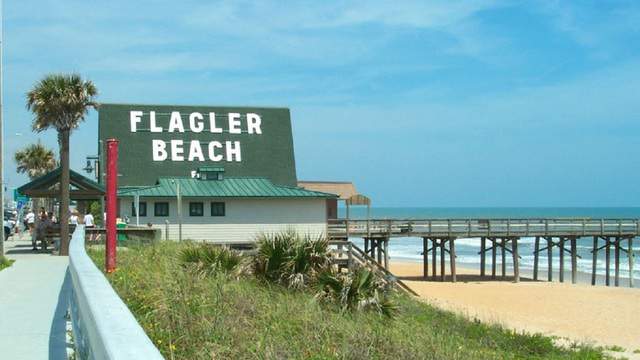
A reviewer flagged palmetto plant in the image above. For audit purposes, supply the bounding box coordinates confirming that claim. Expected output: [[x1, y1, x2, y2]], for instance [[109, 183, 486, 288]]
[[316, 267, 397, 318], [179, 244, 241, 275], [26, 74, 98, 255], [14, 142, 58, 179], [252, 231, 331, 289]]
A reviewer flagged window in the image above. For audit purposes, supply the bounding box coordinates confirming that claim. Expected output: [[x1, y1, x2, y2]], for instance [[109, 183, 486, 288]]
[[211, 202, 225, 216], [132, 201, 147, 217], [154, 202, 169, 217], [189, 202, 204, 216]]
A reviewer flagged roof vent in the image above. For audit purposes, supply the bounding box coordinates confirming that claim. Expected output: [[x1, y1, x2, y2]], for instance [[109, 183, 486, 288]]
[[196, 167, 224, 181]]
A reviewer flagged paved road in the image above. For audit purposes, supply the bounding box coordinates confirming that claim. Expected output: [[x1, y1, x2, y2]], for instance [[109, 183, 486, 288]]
[[0, 232, 70, 360]]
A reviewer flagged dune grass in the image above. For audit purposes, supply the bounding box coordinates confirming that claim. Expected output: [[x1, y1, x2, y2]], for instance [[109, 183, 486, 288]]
[[88, 241, 608, 359], [0, 255, 15, 271]]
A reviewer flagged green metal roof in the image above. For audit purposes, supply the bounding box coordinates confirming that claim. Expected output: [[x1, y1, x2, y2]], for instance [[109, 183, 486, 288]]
[[17, 167, 105, 195], [118, 177, 337, 198], [198, 167, 225, 172]]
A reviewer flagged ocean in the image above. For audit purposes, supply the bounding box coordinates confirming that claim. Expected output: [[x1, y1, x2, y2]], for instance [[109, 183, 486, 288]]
[[338, 207, 640, 282]]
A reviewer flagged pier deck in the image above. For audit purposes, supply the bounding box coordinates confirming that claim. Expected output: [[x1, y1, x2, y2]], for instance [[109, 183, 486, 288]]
[[328, 218, 639, 287], [328, 218, 640, 239]]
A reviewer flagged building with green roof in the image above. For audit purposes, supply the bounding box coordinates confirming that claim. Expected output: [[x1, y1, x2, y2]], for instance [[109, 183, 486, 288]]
[[99, 104, 337, 242]]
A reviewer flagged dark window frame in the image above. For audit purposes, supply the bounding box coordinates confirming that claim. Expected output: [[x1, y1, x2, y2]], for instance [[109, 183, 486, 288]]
[[189, 202, 204, 217], [131, 201, 147, 217], [154, 202, 169, 217], [210, 202, 225, 217]]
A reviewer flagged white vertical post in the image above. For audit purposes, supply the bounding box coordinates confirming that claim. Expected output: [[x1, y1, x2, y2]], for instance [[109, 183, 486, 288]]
[[176, 182, 182, 242], [134, 194, 140, 227]]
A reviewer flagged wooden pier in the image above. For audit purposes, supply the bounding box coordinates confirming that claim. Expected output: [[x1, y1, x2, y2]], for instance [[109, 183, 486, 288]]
[[328, 218, 639, 287]]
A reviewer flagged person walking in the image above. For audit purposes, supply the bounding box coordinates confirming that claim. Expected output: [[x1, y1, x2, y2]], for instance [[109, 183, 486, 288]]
[[69, 211, 79, 225]]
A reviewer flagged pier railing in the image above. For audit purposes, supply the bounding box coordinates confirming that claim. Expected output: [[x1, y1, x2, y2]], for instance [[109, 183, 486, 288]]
[[328, 218, 640, 239]]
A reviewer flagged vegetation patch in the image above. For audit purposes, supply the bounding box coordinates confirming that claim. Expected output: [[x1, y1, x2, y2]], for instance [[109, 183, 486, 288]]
[[0, 256, 15, 271], [88, 237, 608, 359]]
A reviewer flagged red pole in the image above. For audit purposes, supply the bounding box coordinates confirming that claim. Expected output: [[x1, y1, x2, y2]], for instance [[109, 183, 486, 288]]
[[105, 139, 119, 273]]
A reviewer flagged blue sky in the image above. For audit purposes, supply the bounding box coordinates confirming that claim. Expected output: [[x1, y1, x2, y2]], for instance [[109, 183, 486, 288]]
[[3, 0, 640, 206]]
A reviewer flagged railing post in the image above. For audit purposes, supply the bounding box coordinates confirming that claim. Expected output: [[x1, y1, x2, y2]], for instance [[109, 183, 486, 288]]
[[526, 219, 530, 236], [618, 219, 622, 236], [467, 219, 471, 237], [582, 218, 586, 237], [345, 218, 350, 240], [600, 219, 604, 235], [545, 219, 549, 237], [447, 219, 452, 237], [507, 218, 511, 237], [347, 241, 353, 270]]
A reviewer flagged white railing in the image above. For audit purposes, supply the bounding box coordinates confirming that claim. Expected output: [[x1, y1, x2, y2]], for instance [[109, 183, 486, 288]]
[[68, 225, 164, 359]]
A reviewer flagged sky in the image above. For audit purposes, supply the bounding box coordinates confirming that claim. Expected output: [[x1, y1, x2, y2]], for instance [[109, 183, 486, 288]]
[[3, 0, 640, 207]]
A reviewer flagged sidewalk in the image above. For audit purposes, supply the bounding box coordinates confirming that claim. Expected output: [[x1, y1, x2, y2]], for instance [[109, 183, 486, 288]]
[[0, 232, 71, 360]]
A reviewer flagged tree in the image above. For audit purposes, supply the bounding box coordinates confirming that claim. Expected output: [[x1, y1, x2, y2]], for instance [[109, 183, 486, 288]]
[[14, 142, 58, 179], [26, 74, 98, 256]]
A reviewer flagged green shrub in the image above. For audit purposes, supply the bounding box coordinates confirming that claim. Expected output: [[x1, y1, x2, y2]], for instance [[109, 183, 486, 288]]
[[179, 244, 241, 275], [252, 231, 331, 289], [316, 266, 397, 317]]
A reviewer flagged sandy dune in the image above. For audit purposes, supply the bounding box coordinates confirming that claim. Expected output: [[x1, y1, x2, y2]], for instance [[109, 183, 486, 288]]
[[390, 261, 640, 355]]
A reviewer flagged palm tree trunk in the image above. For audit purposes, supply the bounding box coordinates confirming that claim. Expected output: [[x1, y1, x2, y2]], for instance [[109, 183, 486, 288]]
[[59, 130, 71, 256]]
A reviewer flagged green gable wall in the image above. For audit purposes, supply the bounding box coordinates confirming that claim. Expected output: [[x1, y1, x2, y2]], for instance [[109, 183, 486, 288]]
[[98, 103, 298, 187]]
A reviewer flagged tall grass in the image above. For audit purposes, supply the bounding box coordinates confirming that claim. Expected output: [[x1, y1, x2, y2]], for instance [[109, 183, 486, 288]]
[[89, 242, 607, 359]]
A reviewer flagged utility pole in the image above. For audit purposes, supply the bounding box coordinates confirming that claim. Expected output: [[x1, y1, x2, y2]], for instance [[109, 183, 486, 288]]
[[0, 0, 5, 256]]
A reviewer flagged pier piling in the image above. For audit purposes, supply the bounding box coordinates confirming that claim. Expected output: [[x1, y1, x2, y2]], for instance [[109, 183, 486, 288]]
[[591, 236, 598, 286], [559, 237, 565, 283], [422, 237, 428, 279], [629, 237, 634, 288], [432, 238, 437, 279], [512, 238, 519, 283], [491, 238, 497, 279], [450, 238, 456, 283], [614, 237, 620, 287], [440, 239, 445, 282], [480, 237, 486, 277], [547, 238, 553, 282], [501, 239, 506, 279], [533, 236, 540, 281], [605, 238, 611, 286], [571, 237, 577, 284]]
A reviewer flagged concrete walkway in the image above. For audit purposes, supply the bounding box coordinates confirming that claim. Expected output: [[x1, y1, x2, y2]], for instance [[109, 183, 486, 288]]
[[0, 232, 71, 360]]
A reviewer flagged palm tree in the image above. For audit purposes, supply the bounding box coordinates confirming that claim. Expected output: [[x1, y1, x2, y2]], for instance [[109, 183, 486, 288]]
[[26, 74, 98, 256], [14, 142, 58, 179]]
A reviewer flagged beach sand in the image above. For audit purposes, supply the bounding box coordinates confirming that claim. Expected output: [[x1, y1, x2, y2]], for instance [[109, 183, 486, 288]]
[[390, 261, 640, 355]]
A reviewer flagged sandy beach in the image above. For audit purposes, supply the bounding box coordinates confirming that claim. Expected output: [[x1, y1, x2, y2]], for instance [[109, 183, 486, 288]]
[[390, 261, 640, 355]]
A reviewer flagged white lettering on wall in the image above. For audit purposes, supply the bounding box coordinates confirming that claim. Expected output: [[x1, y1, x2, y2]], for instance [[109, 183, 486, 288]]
[[131, 110, 266, 163], [189, 112, 204, 133], [171, 140, 184, 161], [208, 141, 223, 161], [228, 113, 242, 134], [130, 111, 143, 132], [168, 112, 185, 133], [188, 141, 205, 161], [247, 113, 262, 134], [226, 141, 241, 162], [152, 140, 168, 161], [209, 112, 223, 133], [150, 111, 163, 132]]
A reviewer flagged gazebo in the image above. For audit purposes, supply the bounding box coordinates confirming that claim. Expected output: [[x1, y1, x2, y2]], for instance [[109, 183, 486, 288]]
[[16, 167, 105, 212]]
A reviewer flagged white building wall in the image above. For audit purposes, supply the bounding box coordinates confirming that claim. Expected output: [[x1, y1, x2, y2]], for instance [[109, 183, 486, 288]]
[[119, 197, 327, 243]]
